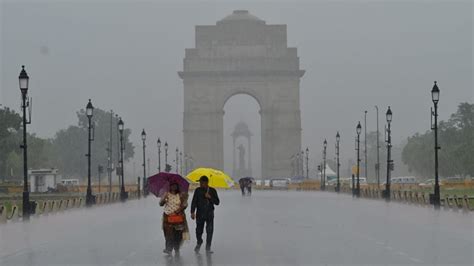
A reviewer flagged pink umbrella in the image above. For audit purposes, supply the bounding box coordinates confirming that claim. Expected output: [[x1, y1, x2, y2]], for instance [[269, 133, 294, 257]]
[[147, 172, 190, 197]]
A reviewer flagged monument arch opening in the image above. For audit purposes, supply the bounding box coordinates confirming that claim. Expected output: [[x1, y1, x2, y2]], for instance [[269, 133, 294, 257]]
[[179, 10, 304, 179], [223, 94, 262, 179]]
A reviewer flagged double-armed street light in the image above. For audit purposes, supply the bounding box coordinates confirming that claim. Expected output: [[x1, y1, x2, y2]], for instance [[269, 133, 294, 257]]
[[335, 132, 341, 192], [355, 122, 362, 197], [19, 66, 34, 220], [430, 82, 441, 208], [157, 138, 161, 172], [85, 99, 95, 206], [383, 107, 393, 201], [118, 118, 127, 201], [141, 129, 147, 197]]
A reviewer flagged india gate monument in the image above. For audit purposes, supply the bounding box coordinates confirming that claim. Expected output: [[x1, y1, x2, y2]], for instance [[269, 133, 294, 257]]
[[179, 10, 305, 179]]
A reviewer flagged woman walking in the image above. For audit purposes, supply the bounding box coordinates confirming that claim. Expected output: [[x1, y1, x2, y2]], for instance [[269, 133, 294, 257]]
[[160, 182, 190, 255]]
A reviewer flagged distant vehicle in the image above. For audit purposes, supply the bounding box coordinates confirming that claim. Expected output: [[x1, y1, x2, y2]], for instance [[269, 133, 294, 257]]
[[445, 177, 464, 182], [352, 177, 367, 187], [270, 178, 290, 189], [390, 177, 418, 184], [291, 176, 305, 184], [61, 179, 80, 186], [419, 179, 439, 187]]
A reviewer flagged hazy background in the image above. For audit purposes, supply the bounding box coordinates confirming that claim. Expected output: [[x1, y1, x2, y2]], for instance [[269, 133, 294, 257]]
[[1, 0, 472, 179]]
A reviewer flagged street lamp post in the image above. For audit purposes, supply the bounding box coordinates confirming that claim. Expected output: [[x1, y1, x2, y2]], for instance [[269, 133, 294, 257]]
[[356, 122, 362, 197], [184, 154, 188, 175], [322, 140, 327, 191], [300, 151, 304, 177], [430, 82, 441, 208], [290, 155, 295, 176], [164, 142, 168, 172], [305, 148, 309, 179], [85, 99, 95, 207], [118, 118, 127, 201], [157, 138, 161, 172], [295, 152, 300, 176], [180, 151, 183, 176], [189, 155, 194, 172], [141, 129, 147, 197], [107, 110, 114, 194], [384, 107, 393, 201], [175, 148, 179, 174], [19, 66, 33, 220], [364, 111, 368, 182], [336, 132, 341, 192], [375, 105, 380, 187]]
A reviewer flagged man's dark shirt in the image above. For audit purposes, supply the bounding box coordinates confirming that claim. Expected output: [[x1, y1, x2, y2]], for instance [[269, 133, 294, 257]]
[[191, 187, 220, 218]]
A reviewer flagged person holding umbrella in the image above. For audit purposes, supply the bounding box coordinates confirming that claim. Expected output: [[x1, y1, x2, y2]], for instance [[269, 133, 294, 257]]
[[148, 172, 191, 256], [191, 175, 220, 253], [159, 182, 189, 255]]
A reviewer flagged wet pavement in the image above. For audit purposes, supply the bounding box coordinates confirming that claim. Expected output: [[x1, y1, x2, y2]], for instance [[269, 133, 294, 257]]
[[1, 190, 473, 266]]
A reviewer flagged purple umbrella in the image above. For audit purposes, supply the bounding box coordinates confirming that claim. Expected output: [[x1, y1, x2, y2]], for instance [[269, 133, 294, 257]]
[[148, 172, 190, 197]]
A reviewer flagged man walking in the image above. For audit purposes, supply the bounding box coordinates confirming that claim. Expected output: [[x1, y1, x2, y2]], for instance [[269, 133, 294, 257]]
[[191, 175, 220, 253]]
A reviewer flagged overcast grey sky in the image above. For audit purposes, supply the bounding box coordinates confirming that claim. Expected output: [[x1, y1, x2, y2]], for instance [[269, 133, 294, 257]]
[[1, 0, 472, 177]]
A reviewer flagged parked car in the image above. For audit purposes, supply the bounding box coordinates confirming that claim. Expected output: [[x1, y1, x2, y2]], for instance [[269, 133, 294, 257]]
[[270, 178, 290, 189]]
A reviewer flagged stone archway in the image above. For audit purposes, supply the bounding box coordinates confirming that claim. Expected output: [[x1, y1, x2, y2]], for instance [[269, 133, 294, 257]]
[[179, 10, 304, 178]]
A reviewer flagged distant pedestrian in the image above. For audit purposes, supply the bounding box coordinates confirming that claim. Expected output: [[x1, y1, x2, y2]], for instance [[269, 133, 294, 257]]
[[191, 176, 220, 253], [239, 178, 246, 196], [160, 182, 190, 255], [246, 179, 252, 195]]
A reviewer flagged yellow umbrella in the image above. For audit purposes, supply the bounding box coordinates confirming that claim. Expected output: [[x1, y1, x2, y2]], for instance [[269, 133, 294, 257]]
[[186, 168, 235, 188]]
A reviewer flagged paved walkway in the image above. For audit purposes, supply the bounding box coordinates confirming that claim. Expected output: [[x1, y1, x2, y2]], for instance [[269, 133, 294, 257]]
[[1, 191, 473, 265]]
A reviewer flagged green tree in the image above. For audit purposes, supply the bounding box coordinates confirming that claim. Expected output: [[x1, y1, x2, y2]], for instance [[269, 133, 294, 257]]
[[52, 108, 134, 179], [4, 151, 21, 179], [0, 107, 22, 179], [402, 102, 473, 178]]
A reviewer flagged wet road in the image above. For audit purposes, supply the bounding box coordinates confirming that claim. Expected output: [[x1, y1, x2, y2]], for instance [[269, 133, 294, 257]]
[[1, 190, 473, 266]]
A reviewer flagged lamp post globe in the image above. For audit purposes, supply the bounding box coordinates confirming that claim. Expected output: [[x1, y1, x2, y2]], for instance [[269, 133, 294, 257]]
[[86, 99, 94, 118], [118, 119, 124, 132], [431, 81, 440, 104], [141, 129, 146, 141], [386, 106, 392, 123], [19, 65, 29, 94]]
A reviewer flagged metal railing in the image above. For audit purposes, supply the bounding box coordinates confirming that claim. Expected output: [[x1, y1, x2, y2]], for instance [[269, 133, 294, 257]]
[[0, 190, 142, 224]]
